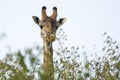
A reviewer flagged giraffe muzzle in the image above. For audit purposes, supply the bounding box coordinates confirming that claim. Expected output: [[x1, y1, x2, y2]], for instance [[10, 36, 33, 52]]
[[47, 33, 56, 42], [41, 30, 56, 42]]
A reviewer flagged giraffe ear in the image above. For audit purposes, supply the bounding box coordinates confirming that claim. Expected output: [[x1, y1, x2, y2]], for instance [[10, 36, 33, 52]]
[[56, 18, 67, 28], [32, 16, 40, 25]]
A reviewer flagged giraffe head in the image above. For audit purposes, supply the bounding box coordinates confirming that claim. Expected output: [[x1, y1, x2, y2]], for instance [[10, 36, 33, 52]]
[[32, 6, 66, 42]]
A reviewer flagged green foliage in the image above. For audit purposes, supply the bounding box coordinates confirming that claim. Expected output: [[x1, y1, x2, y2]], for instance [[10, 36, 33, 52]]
[[0, 31, 120, 80]]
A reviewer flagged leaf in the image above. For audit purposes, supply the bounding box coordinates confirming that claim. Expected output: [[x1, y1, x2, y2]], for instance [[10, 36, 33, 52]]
[[85, 63, 89, 69], [84, 73, 90, 77]]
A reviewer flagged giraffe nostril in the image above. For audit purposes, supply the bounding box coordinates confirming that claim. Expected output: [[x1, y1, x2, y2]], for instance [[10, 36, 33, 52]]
[[41, 30, 47, 38], [50, 34, 56, 38], [47, 32, 56, 36], [52, 31, 56, 34]]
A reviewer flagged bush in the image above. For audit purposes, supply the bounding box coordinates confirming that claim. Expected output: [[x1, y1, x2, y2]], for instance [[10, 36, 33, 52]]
[[0, 31, 120, 80]]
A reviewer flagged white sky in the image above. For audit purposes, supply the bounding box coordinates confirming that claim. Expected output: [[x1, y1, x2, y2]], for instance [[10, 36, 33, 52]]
[[0, 0, 120, 59]]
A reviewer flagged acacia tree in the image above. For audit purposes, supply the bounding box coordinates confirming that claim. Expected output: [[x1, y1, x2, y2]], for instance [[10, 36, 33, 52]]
[[0, 31, 120, 80]]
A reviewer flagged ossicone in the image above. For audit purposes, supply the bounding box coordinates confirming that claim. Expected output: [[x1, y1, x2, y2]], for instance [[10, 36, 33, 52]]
[[41, 6, 47, 21], [50, 6, 57, 20]]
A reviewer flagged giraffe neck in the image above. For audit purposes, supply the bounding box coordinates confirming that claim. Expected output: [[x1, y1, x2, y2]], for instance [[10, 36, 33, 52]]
[[43, 40, 53, 54], [43, 40, 54, 78]]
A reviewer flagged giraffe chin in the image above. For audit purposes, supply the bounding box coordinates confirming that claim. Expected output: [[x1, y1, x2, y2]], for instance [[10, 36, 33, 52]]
[[47, 36, 56, 42]]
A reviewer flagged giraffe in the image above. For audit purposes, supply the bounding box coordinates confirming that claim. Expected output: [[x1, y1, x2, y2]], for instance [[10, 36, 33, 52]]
[[32, 6, 66, 79]]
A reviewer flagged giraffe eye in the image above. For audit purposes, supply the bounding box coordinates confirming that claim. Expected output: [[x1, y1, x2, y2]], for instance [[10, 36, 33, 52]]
[[40, 26, 43, 29]]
